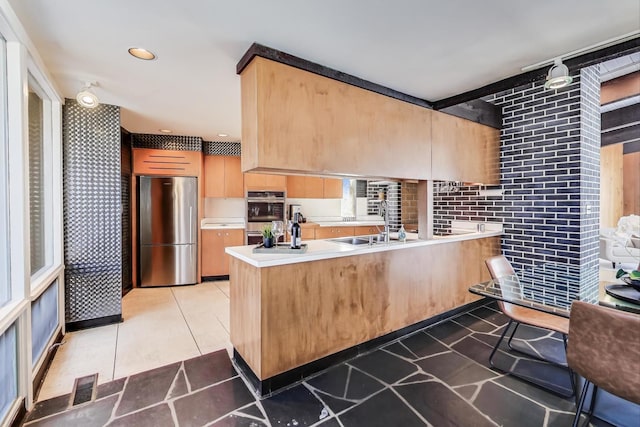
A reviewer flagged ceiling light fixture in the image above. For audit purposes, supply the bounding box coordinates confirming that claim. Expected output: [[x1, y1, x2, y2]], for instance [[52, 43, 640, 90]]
[[128, 47, 156, 60], [217, 133, 228, 137], [76, 82, 99, 108], [544, 58, 573, 90], [159, 129, 172, 133]]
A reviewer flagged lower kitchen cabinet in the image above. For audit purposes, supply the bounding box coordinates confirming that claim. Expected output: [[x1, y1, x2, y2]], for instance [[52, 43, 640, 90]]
[[202, 229, 244, 276], [353, 225, 380, 236], [314, 226, 355, 239]]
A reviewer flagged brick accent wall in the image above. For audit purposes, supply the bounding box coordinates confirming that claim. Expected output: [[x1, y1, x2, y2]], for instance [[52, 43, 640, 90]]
[[432, 66, 601, 307], [367, 182, 401, 231], [401, 182, 418, 227]]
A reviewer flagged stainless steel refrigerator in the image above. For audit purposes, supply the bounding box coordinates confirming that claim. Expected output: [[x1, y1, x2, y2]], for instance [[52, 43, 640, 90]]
[[139, 176, 197, 287]]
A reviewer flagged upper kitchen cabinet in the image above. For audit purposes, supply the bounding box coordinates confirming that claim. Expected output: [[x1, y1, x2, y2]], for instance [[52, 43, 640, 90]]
[[244, 172, 286, 191], [240, 57, 432, 180], [133, 148, 202, 176], [323, 178, 343, 198], [431, 111, 500, 185], [286, 175, 324, 198], [204, 155, 244, 198], [286, 175, 342, 198]]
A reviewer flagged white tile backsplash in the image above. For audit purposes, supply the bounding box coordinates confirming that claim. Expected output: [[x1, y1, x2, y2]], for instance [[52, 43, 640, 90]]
[[287, 198, 341, 219], [204, 198, 245, 218]]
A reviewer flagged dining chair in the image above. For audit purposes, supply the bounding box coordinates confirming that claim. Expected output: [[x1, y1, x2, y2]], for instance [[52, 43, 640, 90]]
[[484, 256, 574, 395], [567, 301, 640, 427]]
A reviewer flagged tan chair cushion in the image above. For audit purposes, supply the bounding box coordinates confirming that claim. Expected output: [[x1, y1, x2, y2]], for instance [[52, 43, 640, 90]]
[[567, 301, 640, 405], [499, 301, 569, 335]]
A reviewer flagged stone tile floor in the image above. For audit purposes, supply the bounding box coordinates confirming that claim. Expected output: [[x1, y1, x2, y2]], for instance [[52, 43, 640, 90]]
[[23, 301, 639, 426]]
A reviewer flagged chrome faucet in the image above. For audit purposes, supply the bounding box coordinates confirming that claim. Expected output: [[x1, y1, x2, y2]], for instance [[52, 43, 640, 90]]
[[379, 200, 390, 243]]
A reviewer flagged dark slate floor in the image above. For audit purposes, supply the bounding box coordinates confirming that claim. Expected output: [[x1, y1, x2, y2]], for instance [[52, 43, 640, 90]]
[[23, 301, 640, 427]]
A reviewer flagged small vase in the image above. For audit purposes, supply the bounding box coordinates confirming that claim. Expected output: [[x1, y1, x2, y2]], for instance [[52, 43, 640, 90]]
[[263, 237, 274, 248]]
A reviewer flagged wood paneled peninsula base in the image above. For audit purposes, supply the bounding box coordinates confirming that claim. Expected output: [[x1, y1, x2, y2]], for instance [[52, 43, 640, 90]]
[[226, 233, 500, 395]]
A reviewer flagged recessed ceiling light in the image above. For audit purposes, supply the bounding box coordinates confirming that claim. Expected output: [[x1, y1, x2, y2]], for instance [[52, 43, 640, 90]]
[[128, 47, 156, 60], [159, 129, 172, 133], [217, 133, 228, 137]]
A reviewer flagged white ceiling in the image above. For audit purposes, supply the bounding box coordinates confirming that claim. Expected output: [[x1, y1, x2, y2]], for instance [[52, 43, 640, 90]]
[[8, 0, 640, 141]]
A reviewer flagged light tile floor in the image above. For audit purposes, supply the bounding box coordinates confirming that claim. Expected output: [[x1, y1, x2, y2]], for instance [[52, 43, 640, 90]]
[[38, 280, 231, 401]]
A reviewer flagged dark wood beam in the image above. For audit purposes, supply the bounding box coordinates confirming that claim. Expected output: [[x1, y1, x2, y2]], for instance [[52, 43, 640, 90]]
[[237, 42, 433, 110], [236, 43, 502, 128], [623, 140, 640, 154], [602, 103, 640, 131], [602, 123, 640, 146], [433, 37, 640, 110]]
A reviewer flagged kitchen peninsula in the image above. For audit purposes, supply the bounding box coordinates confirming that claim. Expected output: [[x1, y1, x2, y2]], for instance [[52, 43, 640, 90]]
[[226, 227, 501, 394]]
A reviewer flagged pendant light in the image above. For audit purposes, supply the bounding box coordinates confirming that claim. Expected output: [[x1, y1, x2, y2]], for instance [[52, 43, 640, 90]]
[[76, 82, 99, 108], [544, 58, 573, 90]]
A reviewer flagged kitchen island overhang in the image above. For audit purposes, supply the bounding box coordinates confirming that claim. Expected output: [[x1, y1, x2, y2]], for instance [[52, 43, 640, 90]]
[[226, 232, 501, 395]]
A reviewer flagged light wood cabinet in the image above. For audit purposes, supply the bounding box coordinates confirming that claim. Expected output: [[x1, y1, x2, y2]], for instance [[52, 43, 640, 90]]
[[286, 176, 324, 198], [230, 236, 500, 379], [240, 56, 432, 180], [204, 155, 244, 198], [244, 173, 286, 190], [314, 226, 355, 239], [287, 176, 342, 199], [431, 110, 500, 185], [300, 223, 317, 240], [202, 229, 244, 276], [323, 178, 343, 198], [132, 148, 201, 176], [353, 226, 380, 236]]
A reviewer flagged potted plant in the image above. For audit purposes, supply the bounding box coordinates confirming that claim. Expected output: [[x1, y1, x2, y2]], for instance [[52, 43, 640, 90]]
[[262, 225, 274, 248]]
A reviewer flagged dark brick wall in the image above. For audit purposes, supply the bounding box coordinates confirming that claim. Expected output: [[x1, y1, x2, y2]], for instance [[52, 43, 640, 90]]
[[432, 66, 601, 307]]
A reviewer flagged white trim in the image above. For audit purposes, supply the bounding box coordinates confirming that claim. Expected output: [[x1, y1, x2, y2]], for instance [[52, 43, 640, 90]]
[[0, 299, 27, 335], [30, 265, 64, 301], [6, 41, 29, 303]]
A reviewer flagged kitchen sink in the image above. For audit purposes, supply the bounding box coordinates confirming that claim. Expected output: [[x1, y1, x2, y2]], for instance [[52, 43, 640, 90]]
[[330, 236, 374, 245]]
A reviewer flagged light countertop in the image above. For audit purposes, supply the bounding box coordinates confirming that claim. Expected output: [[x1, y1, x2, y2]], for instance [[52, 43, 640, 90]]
[[201, 217, 245, 230], [226, 229, 502, 268]]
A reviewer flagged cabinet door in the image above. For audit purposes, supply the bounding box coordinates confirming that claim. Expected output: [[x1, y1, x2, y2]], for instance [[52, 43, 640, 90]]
[[204, 156, 225, 198], [245, 173, 286, 190], [133, 148, 201, 176], [306, 177, 324, 198], [224, 156, 244, 197], [315, 227, 354, 239], [222, 229, 245, 275], [431, 111, 499, 185], [300, 225, 316, 240], [265, 174, 286, 189], [353, 226, 379, 236], [286, 175, 306, 198], [323, 178, 343, 198], [202, 230, 225, 276]]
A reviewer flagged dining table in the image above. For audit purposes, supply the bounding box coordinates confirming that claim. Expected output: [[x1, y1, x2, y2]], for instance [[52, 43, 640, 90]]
[[468, 262, 640, 426]]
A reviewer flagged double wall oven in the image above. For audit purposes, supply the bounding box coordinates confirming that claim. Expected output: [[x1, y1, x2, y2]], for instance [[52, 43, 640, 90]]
[[246, 191, 286, 245]]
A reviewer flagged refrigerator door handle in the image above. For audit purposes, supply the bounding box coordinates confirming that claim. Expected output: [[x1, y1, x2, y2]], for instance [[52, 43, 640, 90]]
[[190, 206, 193, 243]]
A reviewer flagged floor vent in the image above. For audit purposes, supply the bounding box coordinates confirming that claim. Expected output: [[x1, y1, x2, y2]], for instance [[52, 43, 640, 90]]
[[70, 373, 98, 406]]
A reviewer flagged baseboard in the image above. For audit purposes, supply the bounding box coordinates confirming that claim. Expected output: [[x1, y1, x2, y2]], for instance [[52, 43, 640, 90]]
[[32, 330, 64, 401], [65, 314, 122, 332], [233, 298, 488, 396], [201, 275, 230, 282]]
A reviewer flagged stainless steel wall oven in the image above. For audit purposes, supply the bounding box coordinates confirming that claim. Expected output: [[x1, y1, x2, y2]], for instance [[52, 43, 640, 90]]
[[246, 190, 286, 244]]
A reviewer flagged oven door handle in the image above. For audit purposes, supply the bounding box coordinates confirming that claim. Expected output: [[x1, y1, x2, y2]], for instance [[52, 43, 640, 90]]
[[247, 198, 285, 203]]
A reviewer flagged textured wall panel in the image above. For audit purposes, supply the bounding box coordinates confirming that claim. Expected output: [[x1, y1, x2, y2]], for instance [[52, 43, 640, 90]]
[[203, 141, 241, 156], [28, 91, 45, 274], [132, 133, 202, 151], [432, 70, 601, 307], [121, 173, 132, 292], [63, 100, 122, 324]]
